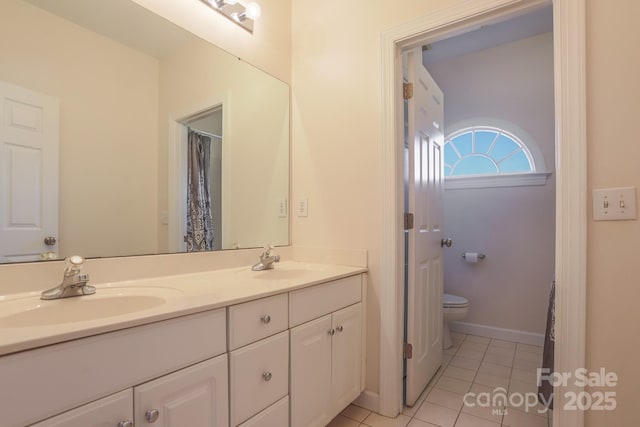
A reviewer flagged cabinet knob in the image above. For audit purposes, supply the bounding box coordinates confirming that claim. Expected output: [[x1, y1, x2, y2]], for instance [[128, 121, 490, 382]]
[[328, 328, 335, 336], [145, 408, 160, 423], [262, 371, 272, 381], [336, 325, 344, 332], [117, 421, 133, 427], [261, 314, 271, 324]]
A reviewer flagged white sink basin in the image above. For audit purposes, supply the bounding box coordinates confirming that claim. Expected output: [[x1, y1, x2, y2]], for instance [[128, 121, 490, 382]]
[[0, 287, 182, 328]]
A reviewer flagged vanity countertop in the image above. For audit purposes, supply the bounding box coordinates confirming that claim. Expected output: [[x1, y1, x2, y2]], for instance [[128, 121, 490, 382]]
[[0, 261, 367, 356]]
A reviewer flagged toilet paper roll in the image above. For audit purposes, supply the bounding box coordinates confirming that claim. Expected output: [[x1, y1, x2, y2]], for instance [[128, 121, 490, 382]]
[[464, 252, 479, 263]]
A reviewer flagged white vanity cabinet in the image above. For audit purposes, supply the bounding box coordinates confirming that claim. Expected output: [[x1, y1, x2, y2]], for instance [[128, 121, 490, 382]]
[[31, 355, 229, 427], [2, 268, 367, 427], [289, 276, 364, 427]]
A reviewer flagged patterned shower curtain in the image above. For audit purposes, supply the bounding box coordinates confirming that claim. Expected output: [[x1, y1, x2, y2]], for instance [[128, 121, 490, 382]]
[[186, 129, 214, 251]]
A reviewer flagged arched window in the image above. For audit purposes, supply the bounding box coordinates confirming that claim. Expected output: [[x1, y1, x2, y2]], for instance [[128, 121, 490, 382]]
[[443, 122, 550, 189], [445, 127, 534, 176]]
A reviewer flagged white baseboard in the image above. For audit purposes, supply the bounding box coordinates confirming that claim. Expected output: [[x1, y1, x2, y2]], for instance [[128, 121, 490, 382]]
[[450, 321, 545, 346], [353, 390, 379, 413]]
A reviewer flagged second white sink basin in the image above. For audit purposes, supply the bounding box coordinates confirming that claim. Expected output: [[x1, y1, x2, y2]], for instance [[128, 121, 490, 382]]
[[0, 287, 183, 328]]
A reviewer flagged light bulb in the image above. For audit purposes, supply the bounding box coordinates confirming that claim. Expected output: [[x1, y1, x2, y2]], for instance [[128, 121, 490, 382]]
[[245, 2, 261, 20]]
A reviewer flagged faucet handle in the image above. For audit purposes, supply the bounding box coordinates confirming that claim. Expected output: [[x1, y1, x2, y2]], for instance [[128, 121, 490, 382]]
[[64, 255, 84, 275], [261, 244, 275, 257]]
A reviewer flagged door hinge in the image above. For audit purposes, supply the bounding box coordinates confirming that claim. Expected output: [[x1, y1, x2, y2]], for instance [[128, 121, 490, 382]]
[[404, 213, 414, 230], [403, 343, 413, 359], [403, 82, 414, 100]]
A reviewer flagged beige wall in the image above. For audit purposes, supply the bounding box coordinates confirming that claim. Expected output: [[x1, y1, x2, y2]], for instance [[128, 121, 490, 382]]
[[0, 0, 159, 258], [291, 0, 470, 398], [429, 33, 555, 335], [585, 0, 640, 425]]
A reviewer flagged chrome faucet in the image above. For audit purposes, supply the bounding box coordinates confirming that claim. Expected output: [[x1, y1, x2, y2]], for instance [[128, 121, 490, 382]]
[[251, 245, 280, 271], [41, 255, 95, 300]]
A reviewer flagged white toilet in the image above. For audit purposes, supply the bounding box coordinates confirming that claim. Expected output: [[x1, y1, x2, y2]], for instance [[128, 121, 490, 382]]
[[443, 293, 469, 349]]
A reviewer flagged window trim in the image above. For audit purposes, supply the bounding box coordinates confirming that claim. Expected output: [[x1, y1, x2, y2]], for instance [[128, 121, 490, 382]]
[[445, 171, 551, 189]]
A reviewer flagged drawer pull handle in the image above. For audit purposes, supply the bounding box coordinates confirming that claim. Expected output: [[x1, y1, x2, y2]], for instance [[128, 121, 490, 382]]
[[261, 314, 271, 324], [118, 421, 133, 427], [328, 328, 335, 336], [336, 325, 344, 332], [263, 371, 273, 381], [145, 409, 160, 423]]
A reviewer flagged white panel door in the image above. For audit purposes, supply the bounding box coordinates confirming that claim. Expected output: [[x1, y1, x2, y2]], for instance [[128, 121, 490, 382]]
[[0, 80, 59, 262], [404, 46, 445, 406], [331, 303, 362, 415], [31, 389, 133, 427], [290, 314, 332, 427], [134, 355, 229, 427]]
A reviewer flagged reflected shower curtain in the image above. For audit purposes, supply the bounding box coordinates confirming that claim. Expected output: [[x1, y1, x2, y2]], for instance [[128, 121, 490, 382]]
[[186, 129, 214, 251]]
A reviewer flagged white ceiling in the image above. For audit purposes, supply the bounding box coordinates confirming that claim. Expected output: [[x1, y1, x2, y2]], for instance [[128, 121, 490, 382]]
[[423, 5, 553, 65]]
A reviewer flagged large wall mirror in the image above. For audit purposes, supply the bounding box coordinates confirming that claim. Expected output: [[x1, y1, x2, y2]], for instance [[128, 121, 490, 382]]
[[0, 0, 290, 263]]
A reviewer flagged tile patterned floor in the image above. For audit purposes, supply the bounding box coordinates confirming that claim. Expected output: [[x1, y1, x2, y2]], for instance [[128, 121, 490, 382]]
[[328, 333, 553, 427]]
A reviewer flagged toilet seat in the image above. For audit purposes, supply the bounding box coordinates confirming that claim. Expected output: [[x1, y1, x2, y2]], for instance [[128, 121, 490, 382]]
[[443, 293, 469, 308]]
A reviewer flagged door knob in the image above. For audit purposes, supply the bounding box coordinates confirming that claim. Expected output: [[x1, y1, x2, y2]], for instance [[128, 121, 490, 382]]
[[441, 238, 452, 248], [44, 236, 57, 246], [117, 421, 133, 427]]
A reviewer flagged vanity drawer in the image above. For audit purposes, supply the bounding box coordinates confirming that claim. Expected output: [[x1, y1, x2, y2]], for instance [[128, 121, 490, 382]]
[[229, 331, 289, 426], [238, 396, 289, 427], [289, 275, 361, 327], [228, 293, 288, 350]]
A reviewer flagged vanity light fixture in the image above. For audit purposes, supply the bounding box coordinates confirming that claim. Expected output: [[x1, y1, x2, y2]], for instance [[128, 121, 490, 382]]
[[234, 2, 261, 22], [201, 0, 261, 33]]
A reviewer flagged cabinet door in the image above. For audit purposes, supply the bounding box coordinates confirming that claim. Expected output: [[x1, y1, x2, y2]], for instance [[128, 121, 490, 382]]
[[290, 314, 332, 427], [134, 355, 228, 427], [30, 389, 133, 427], [331, 303, 362, 414]]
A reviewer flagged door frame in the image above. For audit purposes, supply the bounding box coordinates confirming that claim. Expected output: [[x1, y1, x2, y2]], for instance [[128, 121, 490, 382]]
[[379, 1, 586, 427]]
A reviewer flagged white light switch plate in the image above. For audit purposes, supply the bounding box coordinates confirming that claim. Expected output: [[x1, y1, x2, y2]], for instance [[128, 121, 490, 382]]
[[592, 187, 637, 221]]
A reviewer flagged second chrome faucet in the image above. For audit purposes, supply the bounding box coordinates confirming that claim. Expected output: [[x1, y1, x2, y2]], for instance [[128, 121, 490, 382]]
[[251, 245, 280, 271]]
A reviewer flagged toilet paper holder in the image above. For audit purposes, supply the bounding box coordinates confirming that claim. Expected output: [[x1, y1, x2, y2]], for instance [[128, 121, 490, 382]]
[[462, 252, 486, 260]]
